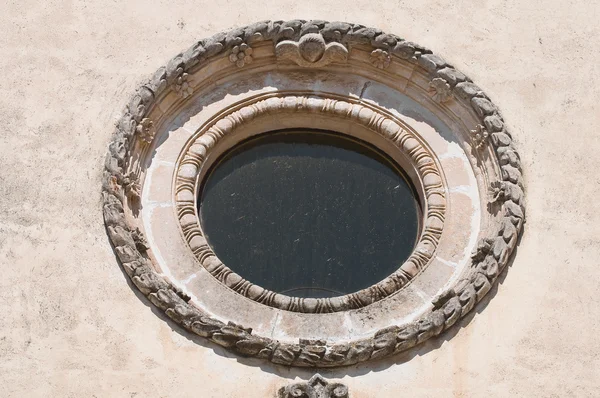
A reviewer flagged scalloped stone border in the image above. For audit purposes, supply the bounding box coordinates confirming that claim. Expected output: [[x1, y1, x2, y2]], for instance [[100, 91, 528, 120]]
[[102, 20, 525, 367], [175, 93, 446, 313]]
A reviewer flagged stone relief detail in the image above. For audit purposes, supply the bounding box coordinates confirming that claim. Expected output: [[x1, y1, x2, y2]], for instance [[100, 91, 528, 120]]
[[135, 117, 155, 144], [174, 94, 446, 314], [276, 33, 348, 67], [370, 48, 391, 69], [429, 77, 452, 102], [174, 72, 193, 98], [131, 227, 149, 253], [488, 180, 523, 207], [122, 172, 141, 201], [103, 20, 525, 368], [471, 124, 489, 149], [229, 43, 253, 67], [277, 374, 349, 398]]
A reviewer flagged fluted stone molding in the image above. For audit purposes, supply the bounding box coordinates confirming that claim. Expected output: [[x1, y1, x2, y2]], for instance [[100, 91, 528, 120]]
[[175, 93, 446, 313]]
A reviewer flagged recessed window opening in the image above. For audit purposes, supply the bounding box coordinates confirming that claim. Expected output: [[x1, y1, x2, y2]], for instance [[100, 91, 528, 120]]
[[199, 129, 421, 298]]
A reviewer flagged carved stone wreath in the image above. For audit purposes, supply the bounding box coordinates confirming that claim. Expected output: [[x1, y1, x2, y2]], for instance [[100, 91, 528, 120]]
[[103, 20, 525, 368]]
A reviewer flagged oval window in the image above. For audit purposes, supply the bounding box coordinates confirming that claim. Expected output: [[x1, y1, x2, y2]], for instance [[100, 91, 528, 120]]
[[199, 129, 421, 298]]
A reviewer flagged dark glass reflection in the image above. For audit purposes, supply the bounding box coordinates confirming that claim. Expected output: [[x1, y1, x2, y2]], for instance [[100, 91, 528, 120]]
[[199, 130, 420, 298]]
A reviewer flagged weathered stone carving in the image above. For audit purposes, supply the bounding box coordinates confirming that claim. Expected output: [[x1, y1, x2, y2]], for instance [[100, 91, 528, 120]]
[[370, 49, 391, 69], [278, 375, 349, 398], [489, 180, 513, 206], [174, 94, 446, 313], [276, 33, 348, 67], [122, 172, 141, 201], [174, 72, 193, 98], [471, 124, 489, 149], [136, 117, 155, 144], [429, 77, 452, 102], [229, 43, 253, 67], [103, 20, 525, 367]]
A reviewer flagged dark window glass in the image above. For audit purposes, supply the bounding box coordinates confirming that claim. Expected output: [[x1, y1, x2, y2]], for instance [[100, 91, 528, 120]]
[[199, 130, 420, 298]]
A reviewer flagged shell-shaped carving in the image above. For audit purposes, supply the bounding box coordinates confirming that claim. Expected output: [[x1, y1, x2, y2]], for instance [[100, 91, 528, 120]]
[[298, 33, 326, 62], [275, 33, 348, 68]]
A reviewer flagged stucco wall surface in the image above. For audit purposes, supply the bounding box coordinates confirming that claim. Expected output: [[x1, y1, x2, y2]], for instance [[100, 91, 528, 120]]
[[1, 1, 599, 397]]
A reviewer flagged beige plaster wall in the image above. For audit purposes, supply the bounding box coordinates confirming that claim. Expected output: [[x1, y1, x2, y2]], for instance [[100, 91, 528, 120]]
[[1, 1, 599, 396]]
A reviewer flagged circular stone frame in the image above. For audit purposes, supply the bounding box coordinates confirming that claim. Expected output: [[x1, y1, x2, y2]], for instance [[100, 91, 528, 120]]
[[103, 20, 525, 367], [175, 93, 446, 313]]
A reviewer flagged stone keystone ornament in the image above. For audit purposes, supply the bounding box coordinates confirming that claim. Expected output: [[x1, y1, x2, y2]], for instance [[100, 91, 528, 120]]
[[275, 32, 348, 67], [277, 374, 349, 398]]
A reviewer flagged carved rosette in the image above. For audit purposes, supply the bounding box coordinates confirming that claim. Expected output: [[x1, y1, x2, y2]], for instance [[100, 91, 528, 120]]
[[103, 20, 525, 368], [429, 77, 452, 102], [370, 49, 391, 69]]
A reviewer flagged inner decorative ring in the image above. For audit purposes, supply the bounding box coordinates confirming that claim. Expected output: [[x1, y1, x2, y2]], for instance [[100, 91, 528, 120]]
[[175, 94, 446, 313]]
